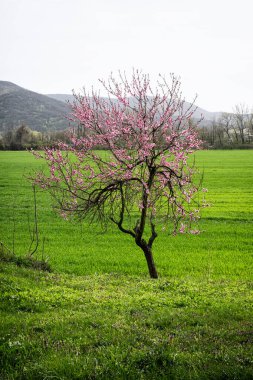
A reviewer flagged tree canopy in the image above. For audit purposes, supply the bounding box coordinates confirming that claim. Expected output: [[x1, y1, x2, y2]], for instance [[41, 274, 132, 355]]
[[33, 70, 206, 278]]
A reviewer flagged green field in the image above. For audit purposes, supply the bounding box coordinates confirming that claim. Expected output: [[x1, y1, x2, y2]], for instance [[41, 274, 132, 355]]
[[0, 150, 253, 379]]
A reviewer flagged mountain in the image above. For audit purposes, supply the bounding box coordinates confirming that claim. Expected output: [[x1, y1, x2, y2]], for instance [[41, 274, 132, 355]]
[[0, 81, 222, 134], [0, 81, 71, 132], [47, 93, 222, 125], [188, 105, 221, 124], [46, 94, 75, 103]]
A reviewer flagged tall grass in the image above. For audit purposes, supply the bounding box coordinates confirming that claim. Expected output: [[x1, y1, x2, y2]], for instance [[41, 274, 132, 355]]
[[0, 150, 252, 379]]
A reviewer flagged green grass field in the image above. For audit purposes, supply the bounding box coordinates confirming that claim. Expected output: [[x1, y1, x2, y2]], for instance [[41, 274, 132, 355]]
[[0, 150, 253, 379]]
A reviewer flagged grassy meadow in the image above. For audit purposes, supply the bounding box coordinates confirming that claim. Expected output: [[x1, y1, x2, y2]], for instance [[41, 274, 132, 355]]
[[0, 150, 253, 379]]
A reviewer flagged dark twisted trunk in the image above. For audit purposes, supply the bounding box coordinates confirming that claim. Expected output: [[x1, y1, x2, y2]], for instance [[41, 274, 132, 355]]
[[136, 223, 158, 278], [141, 243, 158, 279], [113, 179, 159, 278]]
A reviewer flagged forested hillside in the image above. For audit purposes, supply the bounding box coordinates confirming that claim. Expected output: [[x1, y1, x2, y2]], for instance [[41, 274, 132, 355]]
[[0, 81, 70, 133]]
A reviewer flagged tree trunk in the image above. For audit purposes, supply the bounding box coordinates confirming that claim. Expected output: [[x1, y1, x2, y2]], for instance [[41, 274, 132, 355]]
[[142, 245, 158, 279]]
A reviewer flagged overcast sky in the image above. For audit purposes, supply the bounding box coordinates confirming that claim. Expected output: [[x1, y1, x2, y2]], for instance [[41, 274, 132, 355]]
[[1, 0, 253, 112]]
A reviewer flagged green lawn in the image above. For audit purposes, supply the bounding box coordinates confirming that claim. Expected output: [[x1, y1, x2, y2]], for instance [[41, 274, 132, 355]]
[[0, 150, 253, 379]]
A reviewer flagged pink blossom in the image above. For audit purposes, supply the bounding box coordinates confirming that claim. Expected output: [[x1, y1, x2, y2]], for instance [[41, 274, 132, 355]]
[[189, 229, 200, 235], [179, 224, 186, 233]]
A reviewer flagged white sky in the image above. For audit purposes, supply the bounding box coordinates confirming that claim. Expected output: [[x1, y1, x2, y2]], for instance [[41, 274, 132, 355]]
[[1, 0, 253, 112]]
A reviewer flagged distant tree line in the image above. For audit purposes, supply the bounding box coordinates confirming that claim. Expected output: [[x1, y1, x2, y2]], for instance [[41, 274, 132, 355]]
[[0, 125, 70, 150], [1, 104, 253, 150], [198, 104, 253, 149]]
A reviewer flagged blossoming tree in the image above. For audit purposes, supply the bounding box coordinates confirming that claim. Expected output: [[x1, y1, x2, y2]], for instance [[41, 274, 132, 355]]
[[33, 70, 205, 279]]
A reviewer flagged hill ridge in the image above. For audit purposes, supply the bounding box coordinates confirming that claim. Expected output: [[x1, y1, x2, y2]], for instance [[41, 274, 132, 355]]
[[0, 81, 70, 132], [0, 81, 221, 133]]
